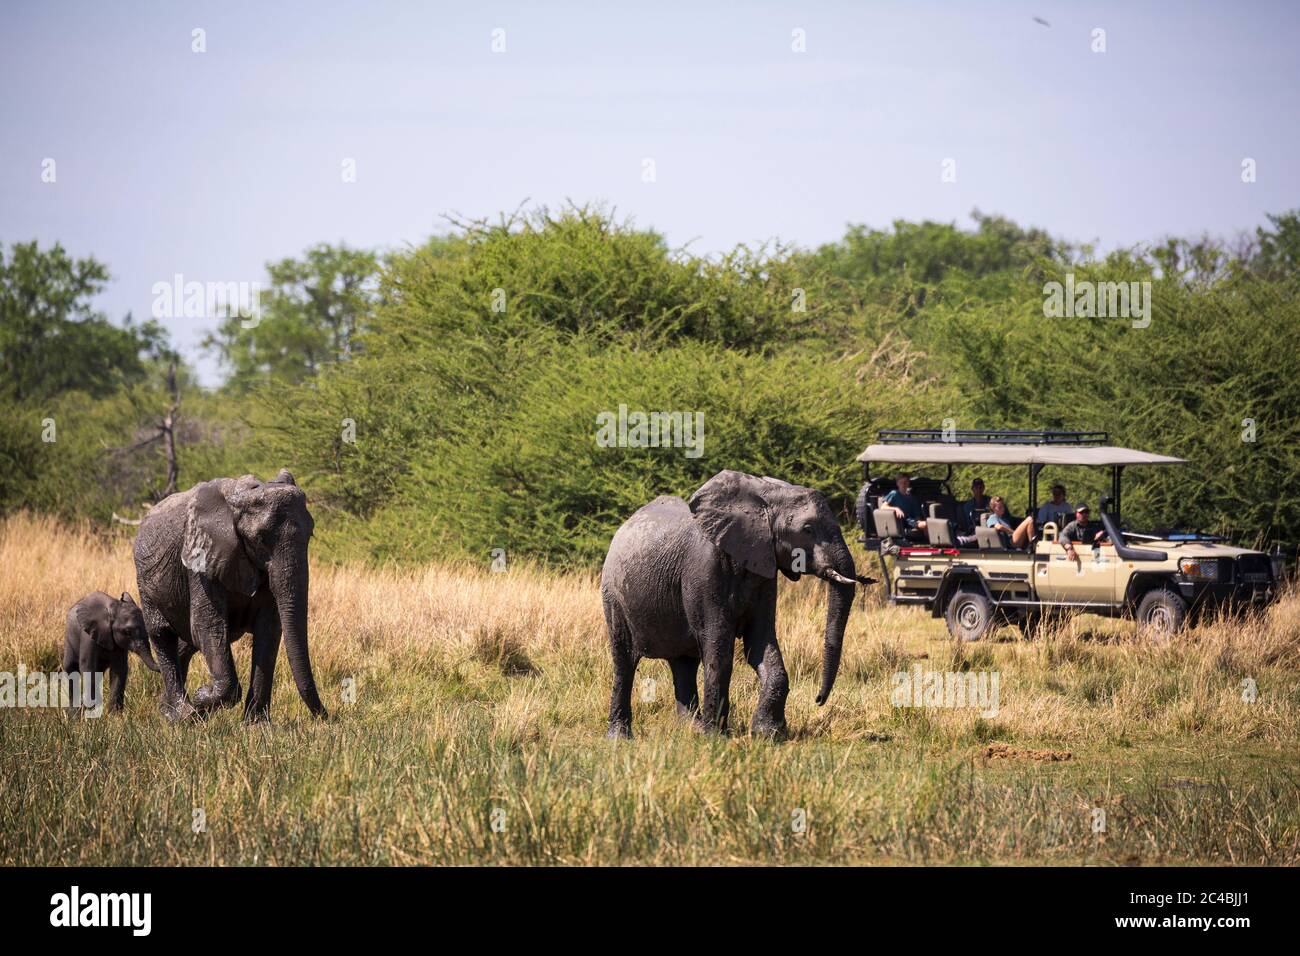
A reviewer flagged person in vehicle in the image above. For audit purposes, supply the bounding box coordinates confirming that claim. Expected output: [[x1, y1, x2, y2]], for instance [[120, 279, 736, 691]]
[[962, 477, 990, 532], [1036, 484, 1074, 525], [882, 473, 926, 533], [984, 495, 1035, 548], [1059, 505, 1108, 560]]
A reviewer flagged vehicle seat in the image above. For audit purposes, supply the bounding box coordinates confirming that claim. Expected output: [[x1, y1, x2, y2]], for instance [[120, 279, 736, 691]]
[[928, 497, 960, 524], [975, 527, 1006, 550], [1043, 508, 1072, 528], [926, 518, 955, 546], [873, 509, 902, 539]]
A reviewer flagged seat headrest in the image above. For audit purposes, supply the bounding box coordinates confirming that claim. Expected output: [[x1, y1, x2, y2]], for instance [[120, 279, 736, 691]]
[[926, 518, 954, 546], [873, 509, 901, 538]]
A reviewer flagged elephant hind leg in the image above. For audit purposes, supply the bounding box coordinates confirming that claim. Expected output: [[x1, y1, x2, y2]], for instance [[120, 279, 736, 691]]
[[668, 656, 700, 721], [176, 641, 197, 688], [603, 597, 638, 739]]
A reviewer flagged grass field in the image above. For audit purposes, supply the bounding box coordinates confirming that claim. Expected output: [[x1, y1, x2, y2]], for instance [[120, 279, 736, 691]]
[[1, 512, 1298, 865]]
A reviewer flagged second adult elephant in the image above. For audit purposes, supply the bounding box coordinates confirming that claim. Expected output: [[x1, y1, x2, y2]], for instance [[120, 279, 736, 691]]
[[133, 470, 327, 723], [600, 470, 866, 739]]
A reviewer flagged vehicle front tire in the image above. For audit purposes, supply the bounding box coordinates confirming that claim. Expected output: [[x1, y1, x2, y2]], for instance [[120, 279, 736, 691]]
[[945, 588, 993, 642], [1135, 588, 1187, 642]]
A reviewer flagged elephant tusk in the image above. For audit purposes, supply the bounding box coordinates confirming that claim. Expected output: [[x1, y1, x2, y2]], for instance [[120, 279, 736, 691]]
[[821, 569, 858, 586], [856, 575, 878, 586]]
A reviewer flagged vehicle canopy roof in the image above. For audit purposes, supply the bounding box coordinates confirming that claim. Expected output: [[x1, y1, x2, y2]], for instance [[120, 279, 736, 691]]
[[857, 429, 1185, 467]]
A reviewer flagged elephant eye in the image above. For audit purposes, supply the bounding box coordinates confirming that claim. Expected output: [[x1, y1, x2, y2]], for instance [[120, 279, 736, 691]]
[[801, 523, 814, 534]]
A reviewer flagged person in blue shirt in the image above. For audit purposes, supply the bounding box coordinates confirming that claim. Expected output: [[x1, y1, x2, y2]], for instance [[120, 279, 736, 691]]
[[882, 473, 927, 533], [984, 495, 1036, 549], [962, 477, 990, 532]]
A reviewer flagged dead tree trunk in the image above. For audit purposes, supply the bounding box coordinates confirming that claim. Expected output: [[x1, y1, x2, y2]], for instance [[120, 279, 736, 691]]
[[160, 361, 179, 496]]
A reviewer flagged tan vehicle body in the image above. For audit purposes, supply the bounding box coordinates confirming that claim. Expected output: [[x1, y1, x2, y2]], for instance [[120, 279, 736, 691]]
[[891, 528, 1274, 610]]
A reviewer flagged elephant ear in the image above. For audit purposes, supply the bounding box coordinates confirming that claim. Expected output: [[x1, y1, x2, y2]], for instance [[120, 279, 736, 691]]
[[688, 470, 777, 578], [182, 481, 260, 596], [75, 596, 115, 651]]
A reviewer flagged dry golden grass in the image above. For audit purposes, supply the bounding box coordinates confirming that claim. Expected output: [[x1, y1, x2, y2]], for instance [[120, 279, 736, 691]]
[[1, 511, 1298, 865]]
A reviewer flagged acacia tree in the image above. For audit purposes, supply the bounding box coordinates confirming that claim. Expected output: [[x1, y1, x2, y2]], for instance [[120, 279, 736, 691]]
[[0, 241, 166, 401], [203, 243, 380, 392]]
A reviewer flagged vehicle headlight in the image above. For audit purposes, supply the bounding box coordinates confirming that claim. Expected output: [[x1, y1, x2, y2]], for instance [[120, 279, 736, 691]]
[[1179, 558, 1220, 581]]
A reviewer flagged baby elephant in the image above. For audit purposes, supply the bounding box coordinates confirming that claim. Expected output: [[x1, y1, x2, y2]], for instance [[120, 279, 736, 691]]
[[62, 592, 159, 712]]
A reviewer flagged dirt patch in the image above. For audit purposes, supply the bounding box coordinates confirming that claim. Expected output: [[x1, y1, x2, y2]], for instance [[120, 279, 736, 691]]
[[981, 742, 1073, 762]]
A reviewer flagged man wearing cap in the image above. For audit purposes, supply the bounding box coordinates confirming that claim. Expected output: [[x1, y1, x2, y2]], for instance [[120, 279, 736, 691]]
[[1059, 505, 1108, 561]]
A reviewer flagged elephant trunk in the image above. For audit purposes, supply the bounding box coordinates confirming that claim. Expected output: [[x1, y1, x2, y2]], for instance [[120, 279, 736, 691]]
[[269, 540, 327, 718], [815, 538, 856, 706], [133, 639, 160, 672]]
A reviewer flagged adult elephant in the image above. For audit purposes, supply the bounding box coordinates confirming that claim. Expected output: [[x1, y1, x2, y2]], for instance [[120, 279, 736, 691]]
[[600, 470, 865, 739], [133, 469, 327, 723]]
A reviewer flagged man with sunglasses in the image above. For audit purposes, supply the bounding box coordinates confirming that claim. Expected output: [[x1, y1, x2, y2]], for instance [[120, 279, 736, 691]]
[[1059, 505, 1109, 561]]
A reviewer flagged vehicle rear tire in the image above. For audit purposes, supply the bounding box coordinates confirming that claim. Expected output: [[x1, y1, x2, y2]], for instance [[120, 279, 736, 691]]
[[855, 484, 874, 534], [1136, 588, 1187, 642], [946, 588, 993, 642]]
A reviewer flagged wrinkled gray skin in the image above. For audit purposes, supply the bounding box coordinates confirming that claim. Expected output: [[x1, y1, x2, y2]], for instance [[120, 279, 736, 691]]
[[62, 591, 160, 712], [601, 470, 859, 739], [133, 469, 327, 724]]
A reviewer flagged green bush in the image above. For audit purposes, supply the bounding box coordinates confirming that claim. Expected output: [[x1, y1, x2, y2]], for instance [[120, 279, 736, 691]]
[[6, 207, 1298, 565]]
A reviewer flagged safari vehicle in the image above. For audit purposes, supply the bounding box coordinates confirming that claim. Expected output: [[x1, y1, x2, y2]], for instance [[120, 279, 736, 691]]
[[855, 429, 1284, 641]]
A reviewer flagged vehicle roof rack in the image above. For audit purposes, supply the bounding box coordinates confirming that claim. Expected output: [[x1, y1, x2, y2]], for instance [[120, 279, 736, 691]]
[[876, 428, 1108, 446]]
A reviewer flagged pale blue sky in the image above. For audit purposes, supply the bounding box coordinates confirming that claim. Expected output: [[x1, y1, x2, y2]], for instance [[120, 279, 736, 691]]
[[2, 0, 1297, 385]]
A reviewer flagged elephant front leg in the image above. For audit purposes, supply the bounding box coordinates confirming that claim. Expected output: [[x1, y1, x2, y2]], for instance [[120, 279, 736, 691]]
[[243, 606, 282, 723], [743, 620, 790, 740], [107, 649, 129, 713], [189, 578, 241, 713], [70, 637, 101, 717], [698, 630, 735, 735]]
